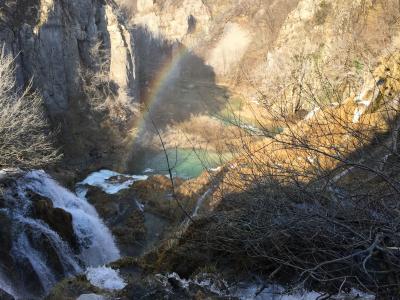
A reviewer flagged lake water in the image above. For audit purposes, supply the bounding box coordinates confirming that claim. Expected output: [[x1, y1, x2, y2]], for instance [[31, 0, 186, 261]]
[[138, 148, 231, 178]]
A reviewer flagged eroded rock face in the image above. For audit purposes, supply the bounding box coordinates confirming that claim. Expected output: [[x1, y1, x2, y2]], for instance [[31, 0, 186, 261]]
[[85, 184, 148, 256], [131, 0, 400, 115], [82, 174, 191, 257], [0, 0, 138, 114], [0, 0, 138, 172], [133, 0, 211, 42]]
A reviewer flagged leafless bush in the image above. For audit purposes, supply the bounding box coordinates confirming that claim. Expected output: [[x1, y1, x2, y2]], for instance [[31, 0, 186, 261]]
[[80, 41, 115, 110], [80, 40, 135, 129], [184, 186, 400, 296], [169, 52, 400, 298], [0, 48, 60, 169]]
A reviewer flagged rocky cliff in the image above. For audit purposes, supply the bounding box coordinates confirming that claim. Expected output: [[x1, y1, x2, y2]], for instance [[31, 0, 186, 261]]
[[2, 0, 400, 174], [0, 1, 397, 298], [0, 0, 139, 173], [130, 0, 400, 113]]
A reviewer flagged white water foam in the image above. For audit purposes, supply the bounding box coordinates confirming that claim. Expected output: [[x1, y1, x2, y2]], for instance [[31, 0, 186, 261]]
[[78, 169, 147, 195], [159, 273, 374, 300], [22, 170, 121, 267], [86, 266, 126, 291]]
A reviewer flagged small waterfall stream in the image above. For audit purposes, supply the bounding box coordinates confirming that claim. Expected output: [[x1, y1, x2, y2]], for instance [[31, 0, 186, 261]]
[[23, 171, 120, 266], [0, 170, 120, 299], [0, 270, 15, 299]]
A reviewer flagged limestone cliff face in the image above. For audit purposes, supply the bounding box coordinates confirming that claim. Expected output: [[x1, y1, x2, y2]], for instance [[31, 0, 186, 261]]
[[130, 0, 400, 113], [0, 0, 138, 172], [260, 0, 400, 113], [130, 0, 299, 87]]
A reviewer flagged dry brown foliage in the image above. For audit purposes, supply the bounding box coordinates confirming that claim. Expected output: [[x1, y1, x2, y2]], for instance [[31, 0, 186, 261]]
[[0, 48, 60, 169], [164, 52, 400, 298]]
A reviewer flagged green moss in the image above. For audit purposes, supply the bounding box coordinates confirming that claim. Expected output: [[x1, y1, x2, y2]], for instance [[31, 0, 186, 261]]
[[354, 59, 364, 73], [46, 275, 102, 300]]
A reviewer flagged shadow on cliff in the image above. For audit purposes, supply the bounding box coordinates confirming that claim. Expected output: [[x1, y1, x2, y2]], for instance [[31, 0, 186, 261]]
[[5, 0, 228, 176], [127, 26, 229, 171], [134, 26, 228, 128], [30, 2, 132, 176]]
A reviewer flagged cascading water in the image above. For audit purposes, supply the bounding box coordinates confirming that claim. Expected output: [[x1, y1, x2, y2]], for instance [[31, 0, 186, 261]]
[[22, 171, 120, 266], [0, 269, 15, 299], [0, 170, 120, 299]]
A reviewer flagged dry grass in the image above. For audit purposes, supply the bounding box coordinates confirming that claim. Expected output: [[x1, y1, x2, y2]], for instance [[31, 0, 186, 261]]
[[212, 52, 400, 201], [148, 51, 400, 298]]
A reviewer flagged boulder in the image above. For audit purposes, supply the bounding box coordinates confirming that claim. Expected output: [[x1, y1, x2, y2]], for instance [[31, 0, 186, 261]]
[[85, 186, 146, 256], [30, 194, 78, 250], [85, 187, 121, 223]]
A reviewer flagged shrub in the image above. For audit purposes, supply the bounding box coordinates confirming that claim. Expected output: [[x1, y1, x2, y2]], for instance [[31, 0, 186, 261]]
[[160, 52, 400, 297], [0, 48, 60, 169]]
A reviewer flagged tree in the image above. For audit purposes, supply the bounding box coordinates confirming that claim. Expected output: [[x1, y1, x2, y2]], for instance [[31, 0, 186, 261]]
[[0, 48, 60, 169]]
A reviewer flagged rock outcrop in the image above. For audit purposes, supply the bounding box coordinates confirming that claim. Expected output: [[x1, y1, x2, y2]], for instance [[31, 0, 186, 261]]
[[0, 0, 139, 113], [130, 0, 400, 115], [130, 0, 299, 89], [0, 0, 139, 172], [30, 194, 78, 251], [83, 175, 183, 257]]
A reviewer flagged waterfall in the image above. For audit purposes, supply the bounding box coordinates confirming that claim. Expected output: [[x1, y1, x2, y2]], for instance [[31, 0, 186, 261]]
[[22, 170, 120, 266], [0, 270, 16, 299], [192, 188, 212, 217], [1, 170, 120, 299]]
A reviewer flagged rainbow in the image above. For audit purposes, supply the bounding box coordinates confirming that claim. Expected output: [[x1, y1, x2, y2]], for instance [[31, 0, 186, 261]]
[[123, 41, 200, 170], [132, 42, 191, 134], [128, 2, 234, 139]]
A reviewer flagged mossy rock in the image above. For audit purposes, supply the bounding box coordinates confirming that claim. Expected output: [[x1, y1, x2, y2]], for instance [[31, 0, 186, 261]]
[[46, 275, 104, 300], [30, 193, 78, 250]]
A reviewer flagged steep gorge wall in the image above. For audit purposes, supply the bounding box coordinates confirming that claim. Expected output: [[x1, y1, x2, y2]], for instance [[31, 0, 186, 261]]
[[2, 0, 399, 173], [129, 0, 300, 90], [130, 0, 400, 114], [0, 0, 139, 173], [260, 0, 400, 114]]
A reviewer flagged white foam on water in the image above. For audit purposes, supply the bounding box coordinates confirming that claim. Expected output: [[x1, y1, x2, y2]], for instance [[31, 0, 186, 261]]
[[192, 188, 212, 217], [86, 266, 127, 291], [353, 107, 364, 123], [77, 294, 107, 300], [22, 170, 120, 267], [159, 273, 375, 300], [0, 170, 122, 298], [78, 169, 147, 195]]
